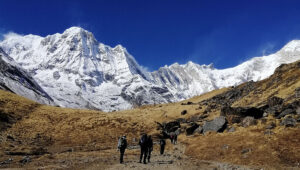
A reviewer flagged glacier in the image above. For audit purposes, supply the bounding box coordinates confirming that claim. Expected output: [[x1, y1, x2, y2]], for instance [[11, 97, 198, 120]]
[[0, 27, 300, 111]]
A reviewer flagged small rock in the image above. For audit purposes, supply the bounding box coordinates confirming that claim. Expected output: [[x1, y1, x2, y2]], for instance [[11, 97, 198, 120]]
[[228, 127, 235, 133], [19, 156, 31, 164], [265, 122, 276, 129], [263, 112, 268, 117], [241, 116, 257, 127], [6, 135, 14, 141], [280, 116, 296, 127], [199, 114, 208, 119], [277, 109, 295, 119], [181, 110, 187, 115], [241, 148, 251, 154], [264, 130, 274, 135], [261, 118, 267, 124], [222, 144, 229, 150], [0, 158, 13, 165], [297, 107, 300, 115]]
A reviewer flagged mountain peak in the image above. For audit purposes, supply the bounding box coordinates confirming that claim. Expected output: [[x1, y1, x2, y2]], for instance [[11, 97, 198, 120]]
[[63, 26, 85, 34]]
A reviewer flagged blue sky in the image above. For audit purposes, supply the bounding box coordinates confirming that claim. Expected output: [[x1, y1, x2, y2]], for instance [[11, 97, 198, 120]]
[[1, 0, 300, 70]]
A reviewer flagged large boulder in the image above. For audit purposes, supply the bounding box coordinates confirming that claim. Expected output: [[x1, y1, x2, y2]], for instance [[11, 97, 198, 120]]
[[203, 116, 227, 133]]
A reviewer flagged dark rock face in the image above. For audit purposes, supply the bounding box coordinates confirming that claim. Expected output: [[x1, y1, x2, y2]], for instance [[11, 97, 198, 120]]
[[241, 116, 257, 127], [185, 123, 199, 135], [203, 116, 227, 133], [280, 116, 296, 127], [221, 106, 264, 123]]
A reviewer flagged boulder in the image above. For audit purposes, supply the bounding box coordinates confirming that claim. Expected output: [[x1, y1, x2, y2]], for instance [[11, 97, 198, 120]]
[[241, 116, 257, 127], [181, 110, 187, 115], [265, 122, 276, 129], [187, 101, 193, 105], [280, 116, 296, 127], [185, 123, 199, 135], [228, 127, 235, 133], [203, 116, 227, 133]]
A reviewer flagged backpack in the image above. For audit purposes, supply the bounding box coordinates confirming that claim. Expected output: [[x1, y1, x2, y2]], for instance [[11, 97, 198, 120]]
[[140, 134, 147, 146], [118, 137, 126, 149]]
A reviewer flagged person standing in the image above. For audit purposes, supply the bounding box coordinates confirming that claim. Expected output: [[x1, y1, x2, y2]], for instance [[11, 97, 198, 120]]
[[117, 135, 127, 164], [147, 135, 153, 163], [139, 133, 148, 164], [159, 138, 166, 155]]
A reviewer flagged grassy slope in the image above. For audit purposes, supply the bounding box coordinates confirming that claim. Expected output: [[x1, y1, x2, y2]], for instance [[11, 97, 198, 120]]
[[0, 60, 300, 169]]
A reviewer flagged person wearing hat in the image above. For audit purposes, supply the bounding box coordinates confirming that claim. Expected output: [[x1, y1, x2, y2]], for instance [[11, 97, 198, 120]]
[[117, 135, 127, 163]]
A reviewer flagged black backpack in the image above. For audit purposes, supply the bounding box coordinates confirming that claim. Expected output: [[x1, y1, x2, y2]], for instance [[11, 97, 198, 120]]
[[140, 134, 147, 146]]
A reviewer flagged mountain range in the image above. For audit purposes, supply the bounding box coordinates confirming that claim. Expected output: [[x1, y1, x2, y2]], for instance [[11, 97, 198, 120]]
[[0, 27, 299, 111]]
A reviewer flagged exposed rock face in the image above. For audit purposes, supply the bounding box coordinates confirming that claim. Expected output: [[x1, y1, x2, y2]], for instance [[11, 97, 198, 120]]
[[203, 116, 227, 133], [0, 48, 54, 105], [1, 27, 300, 111]]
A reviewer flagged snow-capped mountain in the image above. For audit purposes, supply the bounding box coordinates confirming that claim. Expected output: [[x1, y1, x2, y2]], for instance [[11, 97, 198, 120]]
[[0, 27, 175, 111], [0, 27, 299, 111], [0, 48, 54, 105]]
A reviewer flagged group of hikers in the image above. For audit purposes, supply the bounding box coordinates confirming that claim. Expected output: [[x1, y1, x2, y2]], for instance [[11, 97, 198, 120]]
[[117, 133, 172, 164]]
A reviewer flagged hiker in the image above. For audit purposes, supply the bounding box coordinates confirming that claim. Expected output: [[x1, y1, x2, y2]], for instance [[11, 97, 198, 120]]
[[139, 133, 148, 164], [147, 135, 153, 163], [170, 134, 174, 144], [117, 135, 127, 164], [159, 138, 166, 155], [173, 134, 177, 144]]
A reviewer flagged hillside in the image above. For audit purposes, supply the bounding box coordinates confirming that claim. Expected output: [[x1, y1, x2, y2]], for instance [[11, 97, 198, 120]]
[[0, 60, 300, 169]]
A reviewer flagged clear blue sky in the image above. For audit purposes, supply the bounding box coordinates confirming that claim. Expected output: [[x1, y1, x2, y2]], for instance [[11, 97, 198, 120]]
[[1, 0, 300, 70]]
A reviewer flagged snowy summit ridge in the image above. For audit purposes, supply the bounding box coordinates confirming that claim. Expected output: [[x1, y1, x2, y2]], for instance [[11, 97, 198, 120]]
[[0, 27, 300, 111]]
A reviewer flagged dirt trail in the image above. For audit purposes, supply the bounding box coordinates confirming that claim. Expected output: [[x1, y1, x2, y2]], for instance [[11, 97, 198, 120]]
[[93, 143, 257, 170]]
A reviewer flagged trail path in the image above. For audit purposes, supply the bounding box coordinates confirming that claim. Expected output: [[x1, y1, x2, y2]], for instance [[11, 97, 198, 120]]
[[101, 143, 255, 170]]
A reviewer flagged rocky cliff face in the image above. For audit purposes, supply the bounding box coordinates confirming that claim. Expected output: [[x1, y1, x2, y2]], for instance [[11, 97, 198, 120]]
[[0, 48, 54, 105], [1, 27, 300, 111]]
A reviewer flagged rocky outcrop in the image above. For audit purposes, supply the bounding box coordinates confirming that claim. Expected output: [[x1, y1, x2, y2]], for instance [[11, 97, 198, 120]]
[[203, 116, 227, 133]]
